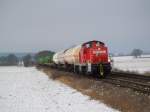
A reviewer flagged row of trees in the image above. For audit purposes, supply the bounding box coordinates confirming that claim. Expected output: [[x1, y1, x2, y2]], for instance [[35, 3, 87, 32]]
[[110, 49, 143, 58], [0, 54, 35, 66], [0, 54, 18, 66], [22, 54, 35, 67]]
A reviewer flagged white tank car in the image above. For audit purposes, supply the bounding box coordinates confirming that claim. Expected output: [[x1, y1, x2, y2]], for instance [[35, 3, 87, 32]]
[[53, 45, 81, 65], [64, 45, 81, 65], [53, 51, 65, 64], [53, 52, 59, 64]]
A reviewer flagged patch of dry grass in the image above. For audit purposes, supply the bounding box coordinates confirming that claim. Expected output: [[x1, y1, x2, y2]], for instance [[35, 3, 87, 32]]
[[38, 66, 150, 112], [144, 72, 150, 76]]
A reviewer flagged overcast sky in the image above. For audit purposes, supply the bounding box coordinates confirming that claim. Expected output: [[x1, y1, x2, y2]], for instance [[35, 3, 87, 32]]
[[0, 0, 150, 54]]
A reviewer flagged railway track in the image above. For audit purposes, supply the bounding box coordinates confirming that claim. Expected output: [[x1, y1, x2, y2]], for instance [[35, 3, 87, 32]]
[[111, 71, 150, 81], [103, 71, 150, 95]]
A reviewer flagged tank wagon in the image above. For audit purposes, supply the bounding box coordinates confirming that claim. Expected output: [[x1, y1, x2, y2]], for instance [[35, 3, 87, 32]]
[[53, 40, 111, 77]]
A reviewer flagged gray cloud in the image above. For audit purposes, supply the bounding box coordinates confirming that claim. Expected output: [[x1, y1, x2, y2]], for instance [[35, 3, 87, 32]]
[[0, 0, 150, 53]]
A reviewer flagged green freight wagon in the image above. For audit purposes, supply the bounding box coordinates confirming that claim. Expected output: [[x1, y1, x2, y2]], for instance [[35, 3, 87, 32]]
[[36, 51, 55, 65]]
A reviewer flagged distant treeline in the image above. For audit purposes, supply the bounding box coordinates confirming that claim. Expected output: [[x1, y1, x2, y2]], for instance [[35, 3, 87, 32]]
[[110, 49, 150, 58], [0, 53, 35, 66], [0, 54, 18, 66], [0, 51, 54, 66]]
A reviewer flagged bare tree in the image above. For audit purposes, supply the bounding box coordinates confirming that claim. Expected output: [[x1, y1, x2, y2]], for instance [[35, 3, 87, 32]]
[[23, 54, 33, 67], [0, 54, 18, 66], [131, 49, 143, 58], [7, 54, 18, 65]]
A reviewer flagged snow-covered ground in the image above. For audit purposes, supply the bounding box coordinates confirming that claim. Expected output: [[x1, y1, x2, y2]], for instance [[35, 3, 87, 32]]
[[0, 66, 118, 112], [112, 55, 150, 73]]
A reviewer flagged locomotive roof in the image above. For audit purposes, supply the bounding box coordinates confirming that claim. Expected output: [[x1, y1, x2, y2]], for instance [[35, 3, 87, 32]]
[[82, 40, 105, 46]]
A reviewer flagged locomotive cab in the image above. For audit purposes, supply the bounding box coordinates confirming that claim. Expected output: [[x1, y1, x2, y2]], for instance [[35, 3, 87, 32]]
[[80, 40, 108, 64]]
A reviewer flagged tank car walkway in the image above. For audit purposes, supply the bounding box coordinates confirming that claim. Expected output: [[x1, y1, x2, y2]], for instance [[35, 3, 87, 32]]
[[0, 67, 118, 112]]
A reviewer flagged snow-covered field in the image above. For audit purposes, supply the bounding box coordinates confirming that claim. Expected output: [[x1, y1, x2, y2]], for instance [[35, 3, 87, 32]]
[[112, 55, 150, 73], [0, 67, 118, 112]]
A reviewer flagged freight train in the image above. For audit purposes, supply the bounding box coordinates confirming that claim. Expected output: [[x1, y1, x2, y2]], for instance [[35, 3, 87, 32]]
[[37, 40, 111, 78]]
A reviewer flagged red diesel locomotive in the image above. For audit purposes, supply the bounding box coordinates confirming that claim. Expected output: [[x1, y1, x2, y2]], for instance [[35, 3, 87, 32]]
[[53, 40, 111, 77]]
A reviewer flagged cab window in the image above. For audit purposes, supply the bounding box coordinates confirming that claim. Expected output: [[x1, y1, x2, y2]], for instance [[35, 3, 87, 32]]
[[96, 42, 100, 46], [86, 43, 90, 48], [83, 42, 92, 48]]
